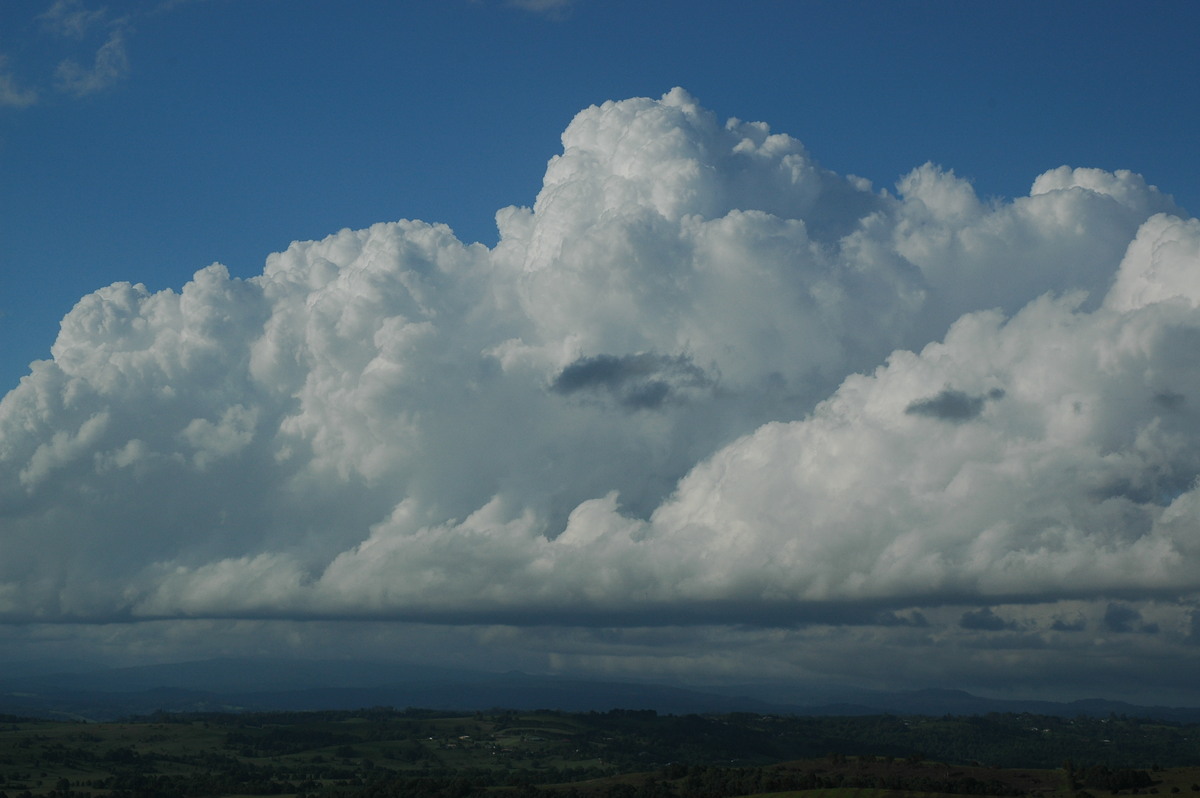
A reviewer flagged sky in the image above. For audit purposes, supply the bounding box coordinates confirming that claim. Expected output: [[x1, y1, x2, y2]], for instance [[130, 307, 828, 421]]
[[2, 0, 1200, 705]]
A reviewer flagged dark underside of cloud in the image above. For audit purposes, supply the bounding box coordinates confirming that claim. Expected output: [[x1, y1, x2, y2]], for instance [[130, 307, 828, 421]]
[[2, 88, 1200, 695]]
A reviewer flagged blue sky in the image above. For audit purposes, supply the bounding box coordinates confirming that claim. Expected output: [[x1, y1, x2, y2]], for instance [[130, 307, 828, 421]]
[[3, 0, 1200, 702], [3, 0, 1197, 392]]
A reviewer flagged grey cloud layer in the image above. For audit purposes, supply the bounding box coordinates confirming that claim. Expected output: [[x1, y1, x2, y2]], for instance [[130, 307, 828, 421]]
[[1, 91, 1198, 657]]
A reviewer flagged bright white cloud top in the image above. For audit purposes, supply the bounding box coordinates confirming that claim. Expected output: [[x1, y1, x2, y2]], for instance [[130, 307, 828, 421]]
[[3, 90, 1200, 697]]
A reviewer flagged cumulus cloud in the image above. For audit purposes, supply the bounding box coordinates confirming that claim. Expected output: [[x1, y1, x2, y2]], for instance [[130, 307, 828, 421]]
[[1, 89, 1199, 690]]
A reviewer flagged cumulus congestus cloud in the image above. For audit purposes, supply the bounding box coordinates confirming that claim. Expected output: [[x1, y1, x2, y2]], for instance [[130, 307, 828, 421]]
[[1, 90, 1198, 653]]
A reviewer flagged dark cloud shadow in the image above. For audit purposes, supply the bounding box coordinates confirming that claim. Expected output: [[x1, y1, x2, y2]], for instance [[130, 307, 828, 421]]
[[551, 353, 712, 410], [906, 387, 1005, 422]]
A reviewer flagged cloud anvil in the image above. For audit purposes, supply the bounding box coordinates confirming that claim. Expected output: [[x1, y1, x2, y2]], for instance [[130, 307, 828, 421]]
[[2, 90, 1199, 695]]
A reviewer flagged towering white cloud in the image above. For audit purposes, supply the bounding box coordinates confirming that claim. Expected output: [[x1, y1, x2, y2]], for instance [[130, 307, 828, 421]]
[[1, 91, 1198, 689]]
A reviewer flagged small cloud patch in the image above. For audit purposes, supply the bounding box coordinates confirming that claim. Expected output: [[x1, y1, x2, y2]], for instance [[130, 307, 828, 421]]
[[1050, 615, 1087, 632], [906, 387, 1005, 422], [875, 610, 930, 627], [959, 607, 1017, 631], [1154, 390, 1186, 410], [1103, 602, 1159, 634]]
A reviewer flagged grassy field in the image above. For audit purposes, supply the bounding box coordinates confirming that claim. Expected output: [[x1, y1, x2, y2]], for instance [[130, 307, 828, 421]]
[[0, 709, 1197, 797]]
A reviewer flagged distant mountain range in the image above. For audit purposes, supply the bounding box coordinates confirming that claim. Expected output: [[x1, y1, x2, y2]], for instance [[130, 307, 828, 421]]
[[2, 657, 1199, 723]]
